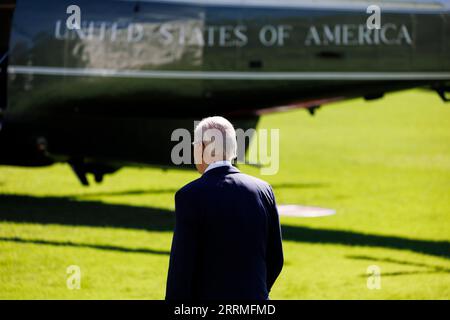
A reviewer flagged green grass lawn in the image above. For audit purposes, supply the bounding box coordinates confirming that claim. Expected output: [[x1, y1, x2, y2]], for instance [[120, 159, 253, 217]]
[[0, 89, 449, 299]]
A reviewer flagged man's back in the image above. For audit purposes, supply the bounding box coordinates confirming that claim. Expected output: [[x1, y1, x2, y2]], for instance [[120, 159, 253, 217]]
[[166, 165, 284, 300]]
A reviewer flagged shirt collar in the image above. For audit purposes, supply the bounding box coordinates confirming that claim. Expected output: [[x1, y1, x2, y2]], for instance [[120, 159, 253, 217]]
[[204, 160, 232, 174]]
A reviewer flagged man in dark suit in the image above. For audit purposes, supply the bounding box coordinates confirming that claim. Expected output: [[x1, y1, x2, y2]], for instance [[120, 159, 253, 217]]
[[166, 116, 283, 300]]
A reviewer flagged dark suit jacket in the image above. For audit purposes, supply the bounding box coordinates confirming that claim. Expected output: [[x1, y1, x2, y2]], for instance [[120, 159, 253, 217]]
[[166, 165, 283, 300]]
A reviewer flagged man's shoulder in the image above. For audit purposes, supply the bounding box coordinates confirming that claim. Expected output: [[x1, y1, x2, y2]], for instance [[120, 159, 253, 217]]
[[176, 170, 274, 199], [235, 172, 273, 192], [175, 177, 205, 200]]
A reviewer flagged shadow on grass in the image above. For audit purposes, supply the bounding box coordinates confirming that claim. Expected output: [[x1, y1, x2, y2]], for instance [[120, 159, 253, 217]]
[[282, 226, 450, 259], [69, 187, 179, 198], [0, 194, 175, 231], [272, 182, 329, 190], [65, 182, 328, 199], [0, 194, 448, 259], [347, 255, 450, 277], [347, 255, 450, 270], [0, 237, 170, 255]]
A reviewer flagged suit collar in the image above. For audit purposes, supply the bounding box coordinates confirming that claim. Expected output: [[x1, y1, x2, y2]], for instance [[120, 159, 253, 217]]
[[204, 160, 232, 173], [202, 164, 240, 177]]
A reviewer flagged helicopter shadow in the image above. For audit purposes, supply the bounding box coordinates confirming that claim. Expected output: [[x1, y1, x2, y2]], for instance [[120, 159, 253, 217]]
[[0, 194, 448, 259], [347, 255, 450, 277], [65, 182, 329, 199]]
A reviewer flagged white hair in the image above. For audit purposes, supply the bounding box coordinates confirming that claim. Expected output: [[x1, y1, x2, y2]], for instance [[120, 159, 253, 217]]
[[194, 116, 237, 162]]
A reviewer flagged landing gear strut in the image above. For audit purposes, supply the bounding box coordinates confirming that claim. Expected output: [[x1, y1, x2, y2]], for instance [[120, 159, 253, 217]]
[[68, 157, 120, 186], [436, 87, 450, 102]]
